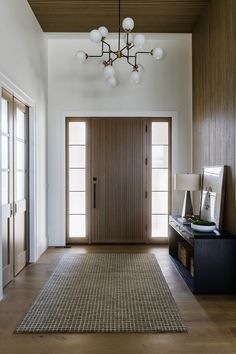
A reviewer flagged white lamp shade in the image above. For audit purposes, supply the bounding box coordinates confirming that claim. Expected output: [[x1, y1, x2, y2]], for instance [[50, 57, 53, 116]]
[[90, 29, 102, 43], [136, 64, 144, 73], [107, 76, 118, 88], [174, 174, 201, 191], [103, 65, 115, 79], [98, 26, 109, 38], [152, 47, 164, 60], [122, 17, 135, 31], [134, 34, 146, 49], [75, 50, 87, 63], [130, 70, 141, 84]]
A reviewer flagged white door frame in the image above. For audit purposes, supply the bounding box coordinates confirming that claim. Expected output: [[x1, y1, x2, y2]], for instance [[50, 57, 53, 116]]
[[0, 72, 38, 299]]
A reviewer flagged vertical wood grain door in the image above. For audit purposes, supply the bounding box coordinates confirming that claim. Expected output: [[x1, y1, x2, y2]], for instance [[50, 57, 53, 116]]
[[91, 118, 147, 243], [1, 90, 29, 286]]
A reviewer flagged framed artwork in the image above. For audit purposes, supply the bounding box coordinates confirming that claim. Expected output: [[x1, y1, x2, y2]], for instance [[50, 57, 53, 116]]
[[200, 166, 226, 230]]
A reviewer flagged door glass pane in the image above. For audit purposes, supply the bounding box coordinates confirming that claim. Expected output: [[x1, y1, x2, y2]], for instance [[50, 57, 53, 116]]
[[69, 146, 86, 168], [1, 171, 8, 205], [152, 122, 168, 145], [69, 192, 86, 214], [152, 169, 168, 191], [1, 98, 8, 134], [151, 121, 169, 238], [69, 169, 85, 191], [1, 135, 9, 169], [17, 141, 25, 170], [152, 215, 168, 237], [152, 146, 168, 168], [67, 120, 87, 240], [69, 215, 86, 238], [69, 122, 86, 145], [16, 171, 25, 201], [16, 108, 25, 140], [152, 192, 168, 214]]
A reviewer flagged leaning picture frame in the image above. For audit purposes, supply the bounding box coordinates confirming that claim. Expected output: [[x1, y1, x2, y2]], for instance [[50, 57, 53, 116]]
[[199, 166, 226, 230]]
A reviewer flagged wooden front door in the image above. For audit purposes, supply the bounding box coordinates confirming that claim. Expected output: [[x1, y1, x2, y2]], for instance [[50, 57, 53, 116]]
[[91, 118, 147, 243], [1, 90, 29, 286]]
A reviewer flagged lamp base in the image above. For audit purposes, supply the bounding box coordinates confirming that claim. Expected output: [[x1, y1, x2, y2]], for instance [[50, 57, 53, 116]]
[[181, 190, 193, 218]]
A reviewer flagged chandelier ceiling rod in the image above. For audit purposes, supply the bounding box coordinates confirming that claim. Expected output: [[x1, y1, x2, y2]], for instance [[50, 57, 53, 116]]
[[118, 0, 121, 52]]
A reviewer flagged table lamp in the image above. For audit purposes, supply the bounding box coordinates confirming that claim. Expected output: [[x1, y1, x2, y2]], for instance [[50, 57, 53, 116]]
[[174, 173, 201, 218]]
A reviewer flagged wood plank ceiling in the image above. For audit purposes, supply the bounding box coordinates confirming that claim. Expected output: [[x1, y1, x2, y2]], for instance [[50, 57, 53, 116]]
[[27, 0, 210, 33]]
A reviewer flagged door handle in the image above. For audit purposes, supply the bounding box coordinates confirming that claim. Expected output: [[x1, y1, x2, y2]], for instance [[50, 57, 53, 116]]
[[93, 177, 97, 208], [10, 203, 14, 218], [14, 203, 17, 215]]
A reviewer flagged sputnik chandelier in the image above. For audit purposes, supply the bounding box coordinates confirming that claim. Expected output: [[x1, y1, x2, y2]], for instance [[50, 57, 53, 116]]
[[76, 0, 165, 87]]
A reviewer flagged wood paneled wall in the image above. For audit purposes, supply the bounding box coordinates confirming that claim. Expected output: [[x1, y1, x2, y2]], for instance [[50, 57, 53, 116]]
[[192, 0, 236, 233]]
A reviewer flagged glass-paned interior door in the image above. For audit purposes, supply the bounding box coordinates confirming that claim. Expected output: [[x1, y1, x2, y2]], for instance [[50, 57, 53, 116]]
[[151, 119, 171, 239], [66, 119, 88, 243], [1, 90, 14, 286], [1, 91, 29, 285], [13, 98, 29, 275]]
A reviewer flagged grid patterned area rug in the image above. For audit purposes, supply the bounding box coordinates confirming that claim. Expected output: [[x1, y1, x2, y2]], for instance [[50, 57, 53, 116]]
[[15, 253, 186, 333]]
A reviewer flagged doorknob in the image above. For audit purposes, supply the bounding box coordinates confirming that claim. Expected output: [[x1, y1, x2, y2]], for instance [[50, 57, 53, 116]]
[[93, 177, 97, 209], [10, 203, 14, 218]]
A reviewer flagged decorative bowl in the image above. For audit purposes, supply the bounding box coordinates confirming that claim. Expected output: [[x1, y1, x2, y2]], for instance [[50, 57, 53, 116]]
[[191, 223, 216, 232]]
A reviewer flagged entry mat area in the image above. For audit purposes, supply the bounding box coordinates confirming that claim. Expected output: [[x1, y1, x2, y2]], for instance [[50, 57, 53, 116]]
[[15, 253, 186, 333]]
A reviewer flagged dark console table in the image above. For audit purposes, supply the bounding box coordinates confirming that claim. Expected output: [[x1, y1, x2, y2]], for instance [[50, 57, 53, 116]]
[[169, 215, 236, 294]]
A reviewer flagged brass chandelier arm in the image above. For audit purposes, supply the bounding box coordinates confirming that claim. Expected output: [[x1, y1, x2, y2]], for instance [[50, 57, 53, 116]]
[[134, 51, 152, 66], [87, 52, 110, 58], [120, 44, 134, 53], [126, 58, 136, 68], [87, 40, 117, 62], [87, 41, 106, 58], [102, 39, 117, 61]]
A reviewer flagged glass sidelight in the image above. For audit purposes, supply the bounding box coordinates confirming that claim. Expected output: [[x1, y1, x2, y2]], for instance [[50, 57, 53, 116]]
[[66, 119, 87, 241], [151, 120, 171, 239]]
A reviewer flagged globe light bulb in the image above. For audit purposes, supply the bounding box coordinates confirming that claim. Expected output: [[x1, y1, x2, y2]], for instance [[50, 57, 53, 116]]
[[130, 70, 141, 84], [107, 76, 118, 88], [136, 64, 144, 73], [98, 26, 109, 38], [75, 50, 87, 63], [103, 65, 115, 79], [123, 33, 134, 45], [90, 29, 102, 44], [134, 34, 146, 49], [152, 47, 164, 60], [122, 17, 135, 32]]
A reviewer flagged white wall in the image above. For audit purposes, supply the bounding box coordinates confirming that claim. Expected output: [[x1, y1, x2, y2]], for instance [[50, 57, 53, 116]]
[[47, 33, 192, 246], [0, 0, 48, 298]]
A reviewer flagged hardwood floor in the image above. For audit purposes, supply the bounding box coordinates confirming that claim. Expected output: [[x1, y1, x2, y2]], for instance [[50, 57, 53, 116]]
[[0, 245, 236, 353]]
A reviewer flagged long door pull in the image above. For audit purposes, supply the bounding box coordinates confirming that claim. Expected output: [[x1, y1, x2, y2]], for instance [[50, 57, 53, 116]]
[[93, 177, 97, 208]]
